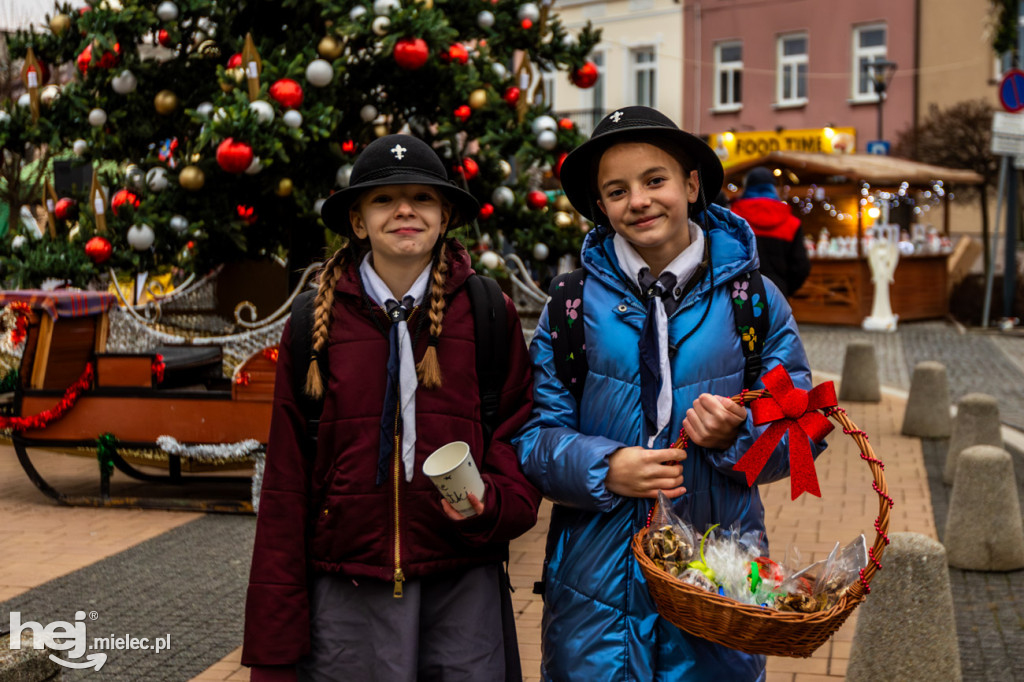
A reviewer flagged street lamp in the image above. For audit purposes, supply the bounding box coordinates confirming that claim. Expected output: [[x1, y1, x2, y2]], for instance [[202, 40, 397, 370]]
[[867, 58, 898, 142]]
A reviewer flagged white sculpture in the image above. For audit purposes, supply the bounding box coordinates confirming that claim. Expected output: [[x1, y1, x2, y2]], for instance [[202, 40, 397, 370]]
[[863, 229, 900, 332]]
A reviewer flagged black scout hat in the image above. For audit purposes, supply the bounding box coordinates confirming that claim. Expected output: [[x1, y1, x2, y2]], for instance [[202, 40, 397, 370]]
[[559, 106, 724, 223], [320, 134, 480, 235]]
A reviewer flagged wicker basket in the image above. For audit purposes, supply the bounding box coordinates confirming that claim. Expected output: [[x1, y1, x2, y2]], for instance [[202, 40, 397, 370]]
[[632, 390, 892, 658]]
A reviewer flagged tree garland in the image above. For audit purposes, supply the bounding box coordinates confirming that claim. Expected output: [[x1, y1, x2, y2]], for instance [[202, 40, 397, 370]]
[[0, 302, 31, 354], [0, 363, 93, 431], [155, 435, 266, 511]]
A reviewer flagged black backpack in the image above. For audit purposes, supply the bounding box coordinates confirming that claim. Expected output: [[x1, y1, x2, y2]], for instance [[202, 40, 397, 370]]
[[289, 273, 508, 449], [546, 267, 769, 405]]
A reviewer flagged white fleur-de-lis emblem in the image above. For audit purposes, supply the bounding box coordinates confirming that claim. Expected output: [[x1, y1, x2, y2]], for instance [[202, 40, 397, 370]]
[[390, 144, 407, 160], [609, 111, 624, 123]]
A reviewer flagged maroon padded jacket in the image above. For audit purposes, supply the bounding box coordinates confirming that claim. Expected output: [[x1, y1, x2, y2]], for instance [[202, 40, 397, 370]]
[[242, 243, 540, 667]]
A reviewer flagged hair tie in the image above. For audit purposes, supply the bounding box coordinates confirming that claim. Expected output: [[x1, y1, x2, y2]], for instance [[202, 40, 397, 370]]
[[427, 336, 439, 348], [310, 350, 319, 360]]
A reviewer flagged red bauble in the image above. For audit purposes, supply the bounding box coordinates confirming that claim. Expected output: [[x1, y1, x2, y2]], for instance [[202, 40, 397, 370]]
[[269, 78, 303, 108], [454, 105, 471, 123], [454, 157, 479, 180], [394, 38, 429, 70], [54, 197, 76, 220], [157, 29, 172, 46], [503, 86, 521, 106], [341, 139, 357, 154], [227, 53, 243, 68], [478, 203, 495, 220], [527, 190, 549, 210], [216, 138, 255, 174], [447, 43, 469, 65], [237, 204, 258, 225], [520, 19, 533, 30], [84, 236, 113, 265], [558, 117, 574, 130], [110, 189, 140, 216], [76, 42, 121, 74], [554, 152, 568, 179], [571, 61, 599, 89]]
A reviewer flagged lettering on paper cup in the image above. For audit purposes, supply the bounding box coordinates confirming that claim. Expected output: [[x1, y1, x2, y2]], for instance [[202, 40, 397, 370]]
[[422, 441, 485, 517]]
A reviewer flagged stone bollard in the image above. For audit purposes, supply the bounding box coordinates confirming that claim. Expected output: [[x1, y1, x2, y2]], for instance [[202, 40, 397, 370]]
[[847, 533, 961, 681], [944, 445, 1024, 571], [942, 393, 1003, 485], [0, 632, 61, 682], [839, 341, 881, 402], [901, 361, 951, 438]]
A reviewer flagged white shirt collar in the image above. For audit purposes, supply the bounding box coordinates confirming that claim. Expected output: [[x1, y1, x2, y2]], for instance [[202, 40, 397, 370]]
[[359, 254, 433, 308], [612, 220, 705, 299]]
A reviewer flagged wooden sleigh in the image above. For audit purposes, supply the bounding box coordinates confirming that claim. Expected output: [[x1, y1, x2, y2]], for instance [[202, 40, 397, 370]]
[[1, 265, 314, 513]]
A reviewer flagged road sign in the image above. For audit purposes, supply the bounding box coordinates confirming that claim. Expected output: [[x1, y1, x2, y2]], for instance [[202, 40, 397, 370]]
[[1000, 69, 1024, 113], [865, 140, 890, 155], [992, 112, 1024, 155]]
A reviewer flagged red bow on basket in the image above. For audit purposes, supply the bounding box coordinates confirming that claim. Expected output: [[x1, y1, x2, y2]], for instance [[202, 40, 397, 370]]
[[733, 365, 837, 500]]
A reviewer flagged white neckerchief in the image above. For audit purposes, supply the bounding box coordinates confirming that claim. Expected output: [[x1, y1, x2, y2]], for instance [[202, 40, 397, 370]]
[[360, 254, 433, 482], [613, 221, 705, 446]]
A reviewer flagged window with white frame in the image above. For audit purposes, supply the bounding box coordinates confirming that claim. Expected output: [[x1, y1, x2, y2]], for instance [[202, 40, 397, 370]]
[[714, 41, 743, 110], [631, 46, 657, 108], [540, 67, 556, 108], [852, 24, 887, 102], [777, 33, 807, 106]]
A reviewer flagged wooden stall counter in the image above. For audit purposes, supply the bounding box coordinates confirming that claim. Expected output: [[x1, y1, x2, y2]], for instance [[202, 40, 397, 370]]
[[789, 254, 948, 326]]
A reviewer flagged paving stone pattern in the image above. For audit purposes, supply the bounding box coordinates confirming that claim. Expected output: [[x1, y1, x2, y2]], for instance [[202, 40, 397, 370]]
[[0, 515, 254, 681], [921, 438, 1024, 682]]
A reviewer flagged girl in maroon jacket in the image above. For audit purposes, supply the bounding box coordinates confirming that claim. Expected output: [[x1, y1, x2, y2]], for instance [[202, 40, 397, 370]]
[[243, 134, 541, 682]]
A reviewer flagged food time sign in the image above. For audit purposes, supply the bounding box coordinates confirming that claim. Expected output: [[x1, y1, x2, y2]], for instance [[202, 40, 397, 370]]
[[708, 127, 857, 167]]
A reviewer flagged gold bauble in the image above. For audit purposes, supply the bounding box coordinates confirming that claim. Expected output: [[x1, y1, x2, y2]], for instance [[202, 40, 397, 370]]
[[275, 178, 294, 197], [554, 194, 572, 212], [417, 0, 434, 7], [50, 13, 71, 35], [469, 89, 488, 109], [318, 36, 343, 60], [179, 165, 205, 191], [374, 123, 389, 138], [154, 89, 178, 115], [498, 159, 512, 180], [553, 211, 573, 229]]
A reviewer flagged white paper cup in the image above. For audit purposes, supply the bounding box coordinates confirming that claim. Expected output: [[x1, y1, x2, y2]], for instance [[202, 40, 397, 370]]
[[422, 441, 485, 517]]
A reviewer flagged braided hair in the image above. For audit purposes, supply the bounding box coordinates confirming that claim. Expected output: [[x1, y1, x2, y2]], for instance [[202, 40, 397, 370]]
[[303, 244, 357, 399], [415, 237, 451, 389]]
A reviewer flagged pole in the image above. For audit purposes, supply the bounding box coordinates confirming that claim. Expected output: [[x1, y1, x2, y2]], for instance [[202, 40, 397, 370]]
[[877, 91, 884, 141], [1004, 167, 1019, 320], [982, 156, 1008, 328]]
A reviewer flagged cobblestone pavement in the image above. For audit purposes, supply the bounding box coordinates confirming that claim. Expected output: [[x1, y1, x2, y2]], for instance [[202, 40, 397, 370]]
[[799, 321, 1024, 431]]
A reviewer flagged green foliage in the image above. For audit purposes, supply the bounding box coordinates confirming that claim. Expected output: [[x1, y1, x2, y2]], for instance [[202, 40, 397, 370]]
[[2, 0, 602, 289], [991, 0, 1019, 57]]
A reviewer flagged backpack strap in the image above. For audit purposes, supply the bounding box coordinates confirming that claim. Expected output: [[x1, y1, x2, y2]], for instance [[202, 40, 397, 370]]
[[465, 273, 507, 449], [547, 268, 588, 405], [728, 269, 769, 389], [290, 288, 327, 446]]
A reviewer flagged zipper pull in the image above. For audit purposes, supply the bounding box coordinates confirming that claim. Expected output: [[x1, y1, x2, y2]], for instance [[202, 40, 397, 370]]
[[393, 568, 405, 598]]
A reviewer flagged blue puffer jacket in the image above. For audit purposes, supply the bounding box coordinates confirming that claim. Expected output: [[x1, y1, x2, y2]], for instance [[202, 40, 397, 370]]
[[514, 204, 822, 681]]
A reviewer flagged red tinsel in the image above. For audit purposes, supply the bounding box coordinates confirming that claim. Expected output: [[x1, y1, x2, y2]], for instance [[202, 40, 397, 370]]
[[262, 347, 279, 363], [235, 371, 251, 386], [7, 302, 31, 346], [151, 354, 165, 384], [0, 363, 93, 432]]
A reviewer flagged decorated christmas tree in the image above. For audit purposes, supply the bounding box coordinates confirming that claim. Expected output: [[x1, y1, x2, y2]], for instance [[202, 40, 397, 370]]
[[1, 0, 600, 292]]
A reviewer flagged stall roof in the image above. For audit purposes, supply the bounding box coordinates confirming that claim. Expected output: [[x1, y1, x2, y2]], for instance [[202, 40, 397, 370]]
[[723, 151, 984, 187]]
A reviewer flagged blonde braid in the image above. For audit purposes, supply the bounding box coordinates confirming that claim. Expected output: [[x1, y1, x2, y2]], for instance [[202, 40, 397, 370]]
[[304, 248, 348, 399], [416, 240, 449, 389]]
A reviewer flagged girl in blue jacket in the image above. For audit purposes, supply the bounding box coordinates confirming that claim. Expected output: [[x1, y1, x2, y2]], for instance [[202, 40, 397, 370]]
[[515, 106, 822, 680]]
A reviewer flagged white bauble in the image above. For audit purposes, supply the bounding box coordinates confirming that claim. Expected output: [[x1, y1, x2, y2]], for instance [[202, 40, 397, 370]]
[[371, 16, 390, 36], [283, 109, 303, 128], [477, 10, 495, 28], [99, 0, 123, 9], [561, 33, 577, 47], [0, 111, 10, 125], [125, 164, 145, 190], [305, 59, 334, 87], [248, 99, 274, 124], [491, 186, 515, 208], [111, 69, 137, 94], [245, 156, 263, 175], [531, 115, 557, 135], [88, 108, 107, 127], [350, 5, 368, 20], [491, 62, 507, 80], [197, 17, 215, 32], [314, 198, 327, 214], [169, 214, 189, 233], [480, 250, 501, 270], [517, 2, 540, 22], [373, 0, 400, 14], [127, 224, 155, 251], [17, 93, 31, 108], [146, 167, 169, 192], [40, 85, 60, 105], [11, 235, 27, 251], [336, 164, 354, 187], [537, 129, 558, 150], [532, 242, 550, 261], [73, 139, 88, 155], [213, 107, 228, 122], [196, 101, 214, 117], [360, 104, 378, 122], [156, 1, 179, 21]]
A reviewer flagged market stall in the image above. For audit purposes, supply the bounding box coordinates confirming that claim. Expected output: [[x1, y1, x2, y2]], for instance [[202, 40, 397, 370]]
[[723, 152, 984, 326]]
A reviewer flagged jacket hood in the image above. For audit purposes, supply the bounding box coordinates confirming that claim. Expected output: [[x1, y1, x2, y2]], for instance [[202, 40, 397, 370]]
[[730, 197, 802, 241], [334, 237, 473, 299], [580, 203, 758, 308]]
